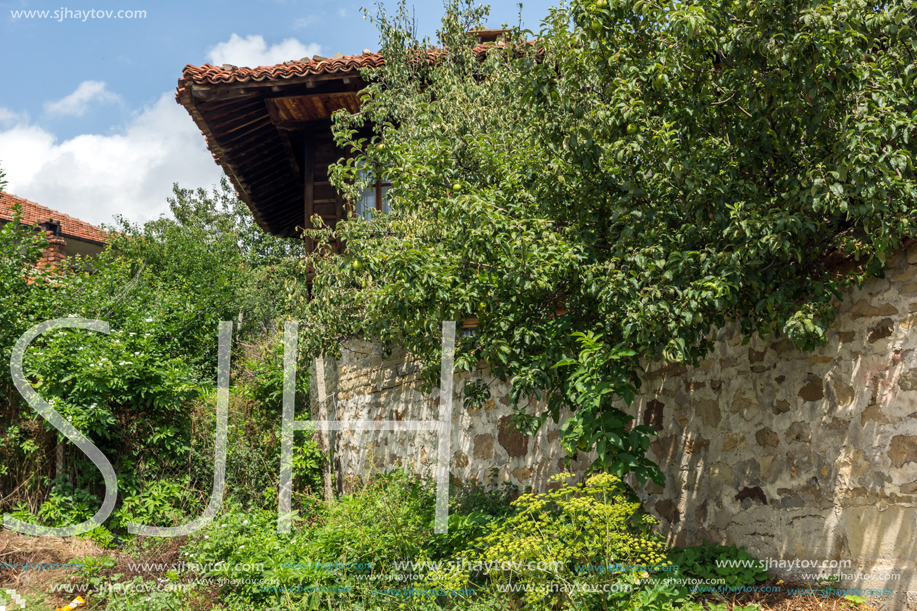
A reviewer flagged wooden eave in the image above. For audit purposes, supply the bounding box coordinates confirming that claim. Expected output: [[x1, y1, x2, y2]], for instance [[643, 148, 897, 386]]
[[176, 72, 367, 238], [176, 40, 527, 241]]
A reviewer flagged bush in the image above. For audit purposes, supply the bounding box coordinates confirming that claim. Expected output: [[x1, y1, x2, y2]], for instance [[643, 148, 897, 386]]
[[167, 468, 783, 610], [310, 469, 436, 569], [424, 471, 520, 561], [188, 329, 322, 513], [0, 175, 311, 536], [669, 542, 771, 591], [183, 503, 313, 606], [180, 469, 497, 610], [462, 472, 674, 610]]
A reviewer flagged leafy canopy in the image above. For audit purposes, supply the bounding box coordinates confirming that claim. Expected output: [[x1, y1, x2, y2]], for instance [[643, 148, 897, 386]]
[[109, 179, 309, 363], [301, 0, 917, 485], [0, 175, 309, 525]]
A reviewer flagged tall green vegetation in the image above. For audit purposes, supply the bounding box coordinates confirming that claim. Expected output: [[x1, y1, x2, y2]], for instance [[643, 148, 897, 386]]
[[109, 179, 309, 375], [0, 175, 315, 531], [301, 0, 917, 484]]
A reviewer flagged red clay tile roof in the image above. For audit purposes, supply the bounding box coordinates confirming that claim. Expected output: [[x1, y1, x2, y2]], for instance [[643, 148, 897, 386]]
[[180, 51, 385, 87], [0, 191, 108, 244], [178, 41, 517, 87]]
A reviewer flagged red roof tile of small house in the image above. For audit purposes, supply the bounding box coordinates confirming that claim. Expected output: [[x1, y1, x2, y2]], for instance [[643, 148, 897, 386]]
[[0, 192, 108, 245]]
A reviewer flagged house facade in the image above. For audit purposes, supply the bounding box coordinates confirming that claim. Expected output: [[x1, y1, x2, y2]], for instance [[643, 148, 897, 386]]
[[177, 44, 917, 609], [176, 30, 509, 255]]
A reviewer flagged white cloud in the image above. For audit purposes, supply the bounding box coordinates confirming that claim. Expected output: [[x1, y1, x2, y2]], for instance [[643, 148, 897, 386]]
[[206, 33, 321, 68], [44, 81, 122, 117], [0, 107, 27, 127], [0, 94, 223, 227]]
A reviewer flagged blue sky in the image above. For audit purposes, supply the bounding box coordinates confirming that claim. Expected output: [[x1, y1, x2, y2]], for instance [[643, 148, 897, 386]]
[[0, 0, 558, 226]]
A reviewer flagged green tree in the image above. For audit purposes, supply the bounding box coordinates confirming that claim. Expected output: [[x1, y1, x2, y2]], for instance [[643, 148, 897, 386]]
[[109, 179, 309, 368], [166, 177, 305, 267], [0, 197, 206, 519], [302, 0, 917, 485], [0, 175, 309, 522]]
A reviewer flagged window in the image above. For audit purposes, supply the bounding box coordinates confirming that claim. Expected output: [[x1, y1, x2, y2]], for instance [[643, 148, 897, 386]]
[[356, 168, 391, 219]]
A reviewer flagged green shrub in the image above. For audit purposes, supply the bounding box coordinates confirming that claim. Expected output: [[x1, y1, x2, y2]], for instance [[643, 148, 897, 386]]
[[424, 472, 519, 561], [183, 503, 313, 605], [310, 468, 436, 568], [668, 542, 771, 590], [71, 554, 119, 589], [188, 385, 323, 514], [458, 472, 673, 610], [112, 477, 199, 530], [449, 468, 518, 518]]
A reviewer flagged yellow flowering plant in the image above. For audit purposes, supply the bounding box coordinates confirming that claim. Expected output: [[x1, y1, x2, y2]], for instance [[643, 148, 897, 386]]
[[463, 472, 677, 609]]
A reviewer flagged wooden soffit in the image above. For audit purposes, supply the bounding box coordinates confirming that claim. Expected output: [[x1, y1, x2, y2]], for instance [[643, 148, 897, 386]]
[[265, 92, 363, 130]]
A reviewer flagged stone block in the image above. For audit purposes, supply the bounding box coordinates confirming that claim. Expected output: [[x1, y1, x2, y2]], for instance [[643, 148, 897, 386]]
[[731, 387, 759, 419], [694, 399, 721, 427], [650, 435, 679, 463], [722, 433, 746, 452], [860, 402, 890, 425], [643, 399, 665, 431], [707, 462, 735, 499], [832, 381, 856, 406], [498, 416, 529, 457], [899, 368, 917, 391], [867, 320, 894, 343], [849, 299, 897, 319], [655, 498, 680, 524], [772, 400, 791, 415], [785, 421, 812, 444], [889, 436, 917, 469], [685, 438, 710, 454], [473, 434, 494, 460], [798, 377, 824, 402], [756, 427, 780, 448], [838, 331, 856, 344], [908, 242, 917, 264], [835, 447, 871, 485]]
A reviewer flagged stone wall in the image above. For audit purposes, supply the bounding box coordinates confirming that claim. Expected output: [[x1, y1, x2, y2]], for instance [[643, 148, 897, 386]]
[[311, 243, 917, 610], [632, 244, 917, 610], [310, 338, 596, 494]]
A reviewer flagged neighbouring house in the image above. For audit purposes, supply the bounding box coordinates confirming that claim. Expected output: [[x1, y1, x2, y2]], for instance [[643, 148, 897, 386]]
[[0, 191, 108, 267], [177, 40, 917, 608]]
